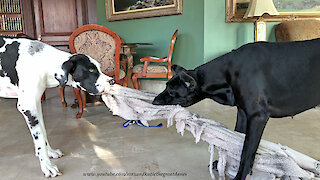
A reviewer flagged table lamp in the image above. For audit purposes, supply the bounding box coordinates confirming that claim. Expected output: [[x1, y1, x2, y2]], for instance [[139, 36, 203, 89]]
[[244, 0, 279, 42]]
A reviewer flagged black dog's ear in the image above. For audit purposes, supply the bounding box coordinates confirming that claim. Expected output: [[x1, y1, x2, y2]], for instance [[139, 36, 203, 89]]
[[172, 65, 186, 73], [57, 56, 77, 87], [179, 71, 197, 90]]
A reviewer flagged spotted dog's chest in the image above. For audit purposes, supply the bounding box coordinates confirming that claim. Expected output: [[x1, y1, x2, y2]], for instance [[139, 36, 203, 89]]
[[0, 38, 20, 98], [0, 76, 18, 98]]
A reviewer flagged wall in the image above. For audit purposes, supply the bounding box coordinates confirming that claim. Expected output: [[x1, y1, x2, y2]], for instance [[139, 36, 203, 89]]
[[204, 0, 278, 62], [97, 0, 278, 69], [96, 0, 205, 69], [87, 0, 98, 24]]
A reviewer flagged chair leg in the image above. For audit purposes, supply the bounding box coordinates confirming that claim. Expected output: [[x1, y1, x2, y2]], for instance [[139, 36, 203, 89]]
[[127, 68, 133, 88], [41, 92, 46, 101], [137, 79, 141, 90], [80, 89, 86, 110], [123, 77, 128, 87], [73, 88, 84, 119], [60, 87, 67, 107], [132, 74, 138, 89]]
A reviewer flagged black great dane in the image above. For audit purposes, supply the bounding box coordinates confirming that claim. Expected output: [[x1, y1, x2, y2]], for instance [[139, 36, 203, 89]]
[[152, 38, 320, 179]]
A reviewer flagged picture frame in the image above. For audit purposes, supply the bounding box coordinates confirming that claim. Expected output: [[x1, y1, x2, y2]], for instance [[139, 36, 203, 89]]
[[226, 0, 320, 23], [105, 0, 183, 21]]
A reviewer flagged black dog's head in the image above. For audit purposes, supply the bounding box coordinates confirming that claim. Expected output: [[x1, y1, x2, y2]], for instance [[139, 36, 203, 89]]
[[56, 54, 114, 95], [152, 65, 205, 107], [153, 63, 236, 107]]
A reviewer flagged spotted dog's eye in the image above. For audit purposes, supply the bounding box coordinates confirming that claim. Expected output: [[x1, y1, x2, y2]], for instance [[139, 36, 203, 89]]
[[89, 69, 94, 72]]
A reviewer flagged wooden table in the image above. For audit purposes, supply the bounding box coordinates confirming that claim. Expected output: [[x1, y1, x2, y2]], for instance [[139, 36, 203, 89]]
[[120, 43, 153, 87]]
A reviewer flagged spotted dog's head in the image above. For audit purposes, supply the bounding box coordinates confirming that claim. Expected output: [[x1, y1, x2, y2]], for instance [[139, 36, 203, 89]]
[[56, 54, 114, 95], [152, 65, 205, 107]]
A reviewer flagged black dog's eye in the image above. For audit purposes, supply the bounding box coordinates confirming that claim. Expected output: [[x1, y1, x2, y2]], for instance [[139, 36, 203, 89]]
[[89, 68, 95, 73], [167, 89, 180, 98], [168, 90, 174, 96]]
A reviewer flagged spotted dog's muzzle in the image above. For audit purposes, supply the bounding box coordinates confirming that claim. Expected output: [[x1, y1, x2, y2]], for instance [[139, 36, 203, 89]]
[[99, 78, 116, 95]]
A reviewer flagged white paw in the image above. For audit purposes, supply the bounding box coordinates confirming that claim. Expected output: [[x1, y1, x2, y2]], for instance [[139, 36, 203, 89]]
[[48, 148, 63, 159], [40, 159, 62, 178]]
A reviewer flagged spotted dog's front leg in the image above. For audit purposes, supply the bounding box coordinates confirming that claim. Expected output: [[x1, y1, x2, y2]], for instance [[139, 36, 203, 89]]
[[33, 100, 63, 159], [17, 89, 62, 177]]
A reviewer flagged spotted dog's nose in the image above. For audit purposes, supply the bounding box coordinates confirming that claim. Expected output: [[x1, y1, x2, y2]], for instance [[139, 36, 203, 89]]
[[108, 79, 116, 85]]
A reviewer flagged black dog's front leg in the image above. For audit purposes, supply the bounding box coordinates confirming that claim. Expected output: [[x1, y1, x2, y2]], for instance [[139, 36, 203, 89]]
[[234, 111, 269, 180], [235, 107, 247, 134]]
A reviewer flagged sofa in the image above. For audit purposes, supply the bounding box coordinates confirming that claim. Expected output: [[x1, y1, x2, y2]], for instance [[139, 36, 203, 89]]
[[275, 20, 320, 42]]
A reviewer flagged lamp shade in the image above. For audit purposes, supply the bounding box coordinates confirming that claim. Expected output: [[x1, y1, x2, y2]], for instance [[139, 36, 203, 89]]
[[244, 0, 279, 18]]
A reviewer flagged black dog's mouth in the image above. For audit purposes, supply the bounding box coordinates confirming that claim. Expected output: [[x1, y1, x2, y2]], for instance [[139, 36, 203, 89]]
[[152, 101, 189, 107], [152, 99, 163, 105], [152, 98, 188, 107]]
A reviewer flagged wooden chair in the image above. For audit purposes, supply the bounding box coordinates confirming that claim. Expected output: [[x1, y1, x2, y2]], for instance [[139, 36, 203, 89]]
[[132, 29, 178, 89], [61, 24, 127, 118]]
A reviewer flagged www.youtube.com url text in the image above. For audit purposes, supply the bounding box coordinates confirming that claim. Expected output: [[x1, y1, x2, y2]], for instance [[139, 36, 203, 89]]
[[83, 171, 187, 178]]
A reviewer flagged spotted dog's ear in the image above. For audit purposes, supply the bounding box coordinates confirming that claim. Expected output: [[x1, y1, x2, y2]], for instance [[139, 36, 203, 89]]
[[56, 55, 77, 87], [172, 65, 186, 73]]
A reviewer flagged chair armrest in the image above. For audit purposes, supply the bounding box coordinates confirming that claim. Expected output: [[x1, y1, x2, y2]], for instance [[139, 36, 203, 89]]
[[140, 56, 168, 63], [142, 61, 150, 77]]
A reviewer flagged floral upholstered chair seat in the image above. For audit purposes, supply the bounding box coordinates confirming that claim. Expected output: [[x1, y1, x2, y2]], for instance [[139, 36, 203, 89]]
[[132, 64, 168, 74]]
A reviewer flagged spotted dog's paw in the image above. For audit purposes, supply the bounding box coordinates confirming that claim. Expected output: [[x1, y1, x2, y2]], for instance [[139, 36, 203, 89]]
[[48, 148, 63, 159], [40, 159, 62, 178]]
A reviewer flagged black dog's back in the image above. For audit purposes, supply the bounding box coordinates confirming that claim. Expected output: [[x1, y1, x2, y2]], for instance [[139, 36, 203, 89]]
[[153, 38, 320, 179], [225, 39, 320, 117]]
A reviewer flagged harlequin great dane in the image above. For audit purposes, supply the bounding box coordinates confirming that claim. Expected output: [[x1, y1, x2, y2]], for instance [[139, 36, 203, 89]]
[[152, 38, 320, 179], [0, 36, 114, 177]]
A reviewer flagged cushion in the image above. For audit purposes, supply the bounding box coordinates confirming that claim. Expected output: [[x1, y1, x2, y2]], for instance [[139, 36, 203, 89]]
[[119, 69, 126, 79], [132, 64, 168, 74], [73, 30, 117, 74], [275, 20, 320, 42]]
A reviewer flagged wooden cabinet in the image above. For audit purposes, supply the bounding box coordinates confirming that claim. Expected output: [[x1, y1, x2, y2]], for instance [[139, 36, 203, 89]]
[[33, 0, 89, 51], [1, 0, 97, 52]]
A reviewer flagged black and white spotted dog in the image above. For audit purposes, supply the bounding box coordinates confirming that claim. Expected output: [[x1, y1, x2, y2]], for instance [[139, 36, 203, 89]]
[[0, 36, 113, 177]]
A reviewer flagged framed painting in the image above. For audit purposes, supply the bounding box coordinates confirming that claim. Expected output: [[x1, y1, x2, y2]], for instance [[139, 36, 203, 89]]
[[226, 0, 320, 23], [105, 0, 183, 21]]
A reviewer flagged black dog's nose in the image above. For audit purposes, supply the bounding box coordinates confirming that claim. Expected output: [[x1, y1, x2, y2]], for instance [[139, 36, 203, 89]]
[[152, 98, 163, 105], [152, 92, 168, 105]]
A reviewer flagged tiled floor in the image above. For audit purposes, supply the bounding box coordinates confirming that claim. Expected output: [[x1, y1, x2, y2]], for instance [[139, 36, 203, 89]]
[[0, 86, 320, 180]]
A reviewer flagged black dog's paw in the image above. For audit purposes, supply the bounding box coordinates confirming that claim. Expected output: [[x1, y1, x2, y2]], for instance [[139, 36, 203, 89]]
[[208, 160, 218, 171]]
